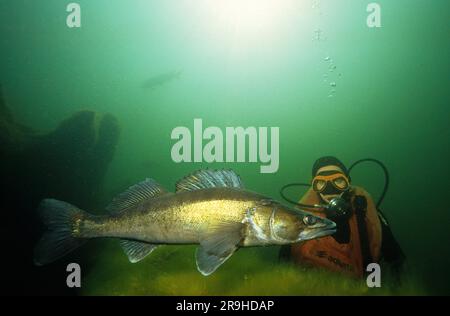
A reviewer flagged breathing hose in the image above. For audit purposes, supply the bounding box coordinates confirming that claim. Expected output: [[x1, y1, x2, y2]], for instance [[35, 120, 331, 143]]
[[280, 158, 389, 210]]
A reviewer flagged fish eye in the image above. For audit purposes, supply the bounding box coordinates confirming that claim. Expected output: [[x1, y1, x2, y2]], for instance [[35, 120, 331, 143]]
[[259, 199, 274, 206], [303, 215, 317, 226]]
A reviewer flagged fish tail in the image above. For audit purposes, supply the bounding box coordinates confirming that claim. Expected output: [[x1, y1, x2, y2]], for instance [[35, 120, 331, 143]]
[[34, 199, 91, 266]]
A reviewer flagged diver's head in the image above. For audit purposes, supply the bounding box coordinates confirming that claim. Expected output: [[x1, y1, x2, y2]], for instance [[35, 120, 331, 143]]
[[312, 156, 350, 203], [267, 202, 336, 243]]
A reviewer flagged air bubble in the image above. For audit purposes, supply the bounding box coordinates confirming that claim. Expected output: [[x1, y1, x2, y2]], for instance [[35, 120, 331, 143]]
[[313, 29, 322, 41]]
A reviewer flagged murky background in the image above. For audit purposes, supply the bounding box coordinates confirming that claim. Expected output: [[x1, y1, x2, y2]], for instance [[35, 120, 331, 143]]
[[0, 0, 449, 295]]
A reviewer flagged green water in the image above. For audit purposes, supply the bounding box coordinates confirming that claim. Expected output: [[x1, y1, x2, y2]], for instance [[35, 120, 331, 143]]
[[1, 0, 449, 295]]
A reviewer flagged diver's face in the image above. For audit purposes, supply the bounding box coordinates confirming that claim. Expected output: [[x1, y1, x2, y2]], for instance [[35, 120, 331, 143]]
[[312, 165, 350, 203]]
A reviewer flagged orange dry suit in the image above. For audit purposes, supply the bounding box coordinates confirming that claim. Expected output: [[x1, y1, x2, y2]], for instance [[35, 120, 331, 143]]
[[290, 186, 382, 278]]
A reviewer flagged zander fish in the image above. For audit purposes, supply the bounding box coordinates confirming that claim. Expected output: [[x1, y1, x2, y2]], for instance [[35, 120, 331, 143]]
[[34, 169, 336, 275]]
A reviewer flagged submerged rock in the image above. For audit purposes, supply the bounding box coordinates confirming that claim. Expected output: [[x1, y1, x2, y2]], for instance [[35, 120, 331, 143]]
[[0, 86, 34, 156], [19, 110, 120, 208], [0, 85, 120, 294]]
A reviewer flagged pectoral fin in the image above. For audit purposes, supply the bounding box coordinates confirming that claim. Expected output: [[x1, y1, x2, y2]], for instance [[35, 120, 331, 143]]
[[195, 221, 244, 276]]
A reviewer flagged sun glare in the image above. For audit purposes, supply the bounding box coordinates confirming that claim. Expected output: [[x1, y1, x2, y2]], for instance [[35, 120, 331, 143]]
[[201, 0, 297, 43]]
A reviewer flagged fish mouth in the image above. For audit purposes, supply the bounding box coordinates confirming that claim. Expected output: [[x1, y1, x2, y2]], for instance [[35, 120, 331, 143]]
[[306, 227, 337, 240], [300, 223, 337, 241]]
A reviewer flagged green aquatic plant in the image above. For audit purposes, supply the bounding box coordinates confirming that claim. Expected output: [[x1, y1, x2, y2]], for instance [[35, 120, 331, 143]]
[[81, 240, 427, 296]]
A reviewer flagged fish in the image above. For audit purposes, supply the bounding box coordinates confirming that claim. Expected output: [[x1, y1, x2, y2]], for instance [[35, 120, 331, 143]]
[[34, 169, 336, 276], [142, 70, 182, 89]]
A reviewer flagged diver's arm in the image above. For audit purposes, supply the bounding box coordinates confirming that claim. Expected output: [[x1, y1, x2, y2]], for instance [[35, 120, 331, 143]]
[[378, 210, 406, 275], [351, 187, 382, 263]]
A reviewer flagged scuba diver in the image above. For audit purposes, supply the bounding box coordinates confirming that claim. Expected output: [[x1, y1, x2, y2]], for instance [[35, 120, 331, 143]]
[[279, 156, 405, 280]]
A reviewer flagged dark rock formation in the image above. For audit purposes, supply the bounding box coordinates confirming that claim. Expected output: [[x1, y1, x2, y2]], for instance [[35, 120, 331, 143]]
[[0, 86, 120, 294]]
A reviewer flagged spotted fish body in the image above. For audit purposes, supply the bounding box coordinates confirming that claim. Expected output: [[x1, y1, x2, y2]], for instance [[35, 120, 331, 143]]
[[34, 170, 336, 275]]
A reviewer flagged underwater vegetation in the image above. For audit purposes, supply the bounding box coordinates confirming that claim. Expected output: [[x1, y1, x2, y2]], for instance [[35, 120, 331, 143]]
[[81, 240, 426, 296]]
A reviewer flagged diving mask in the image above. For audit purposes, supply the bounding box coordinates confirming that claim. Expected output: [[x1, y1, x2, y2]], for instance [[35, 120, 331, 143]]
[[312, 173, 350, 193]]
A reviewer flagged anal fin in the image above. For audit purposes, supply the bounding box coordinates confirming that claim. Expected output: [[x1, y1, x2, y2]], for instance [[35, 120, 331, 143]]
[[120, 239, 159, 263]]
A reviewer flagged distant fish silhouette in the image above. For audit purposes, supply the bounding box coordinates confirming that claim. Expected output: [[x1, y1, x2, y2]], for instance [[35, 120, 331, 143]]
[[142, 70, 182, 89]]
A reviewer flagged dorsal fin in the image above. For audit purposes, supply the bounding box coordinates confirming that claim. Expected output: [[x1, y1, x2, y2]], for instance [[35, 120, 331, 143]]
[[176, 169, 244, 192], [106, 179, 167, 214]]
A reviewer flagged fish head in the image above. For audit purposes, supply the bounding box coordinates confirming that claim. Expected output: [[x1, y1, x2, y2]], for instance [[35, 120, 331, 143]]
[[264, 202, 336, 244]]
